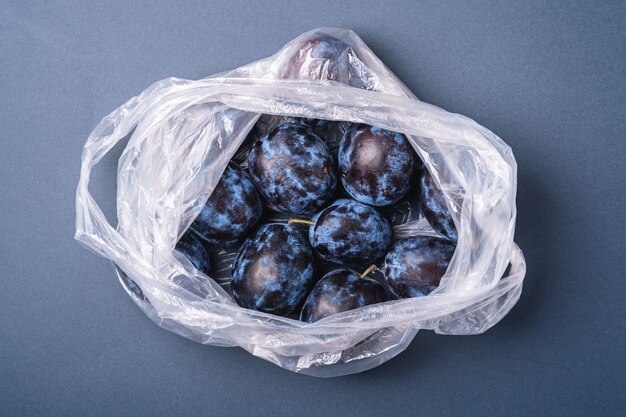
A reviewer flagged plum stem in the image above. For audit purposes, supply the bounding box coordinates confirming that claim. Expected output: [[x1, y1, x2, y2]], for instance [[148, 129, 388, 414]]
[[360, 264, 377, 278], [288, 218, 315, 226]]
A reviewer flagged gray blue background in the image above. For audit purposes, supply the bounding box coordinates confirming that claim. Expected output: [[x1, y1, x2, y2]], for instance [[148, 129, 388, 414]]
[[1, 1, 625, 416]]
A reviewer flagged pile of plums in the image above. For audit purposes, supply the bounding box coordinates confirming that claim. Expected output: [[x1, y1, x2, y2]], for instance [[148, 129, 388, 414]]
[[134, 34, 459, 322], [169, 117, 458, 323]]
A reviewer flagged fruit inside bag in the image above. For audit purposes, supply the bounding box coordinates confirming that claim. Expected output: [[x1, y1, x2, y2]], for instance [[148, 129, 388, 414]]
[[76, 28, 526, 377]]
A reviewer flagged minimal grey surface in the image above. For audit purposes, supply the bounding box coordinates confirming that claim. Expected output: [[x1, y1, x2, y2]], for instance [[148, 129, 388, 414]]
[[1, 1, 624, 416]]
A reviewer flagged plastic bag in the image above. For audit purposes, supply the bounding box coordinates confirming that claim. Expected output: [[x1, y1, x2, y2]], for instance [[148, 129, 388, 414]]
[[75, 27, 526, 377]]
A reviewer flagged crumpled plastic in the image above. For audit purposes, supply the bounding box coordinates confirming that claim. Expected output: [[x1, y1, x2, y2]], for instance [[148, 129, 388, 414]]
[[75, 27, 526, 377]]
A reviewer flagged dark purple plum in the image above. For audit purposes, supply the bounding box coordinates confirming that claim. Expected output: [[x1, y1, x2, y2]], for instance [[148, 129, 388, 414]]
[[382, 236, 456, 298], [231, 223, 315, 316], [281, 34, 365, 88], [295, 118, 346, 150], [418, 165, 458, 241], [232, 114, 301, 164], [300, 267, 387, 323], [248, 123, 337, 214], [339, 124, 417, 207], [305, 199, 392, 265], [191, 163, 263, 246], [116, 230, 211, 303], [175, 230, 211, 275]]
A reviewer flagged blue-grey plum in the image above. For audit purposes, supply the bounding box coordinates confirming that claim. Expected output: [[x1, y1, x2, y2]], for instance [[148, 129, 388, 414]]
[[191, 163, 263, 246], [382, 236, 456, 298], [231, 223, 315, 316], [175, 230, 211, 275], [300, 267, 387, 323], [339, 123, 417, 207], [233, 114, 301, 164], [295, 118, 346, 151], [308, 199, 392, 265], [248, 123, 337, 214], [116, 230, 211, 303], [418, 165, 458, 241], [281, 34, 365, 88]]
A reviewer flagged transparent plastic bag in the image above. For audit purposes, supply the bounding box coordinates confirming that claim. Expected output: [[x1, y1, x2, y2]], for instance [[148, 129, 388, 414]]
[[75, 28, 526, 377]]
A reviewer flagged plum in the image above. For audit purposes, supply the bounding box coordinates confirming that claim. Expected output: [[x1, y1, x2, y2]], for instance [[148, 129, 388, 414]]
[[418, 165, 458, 241], [231, 223, 315, 316], [300, 266, 387, 323], [281, 34, 365, 88], [382, 236, 456, 298], [175, 230, 211, 275], [295, 118, 346, 151], [232, 114, 302, 165], [339, 123, 417, 207], [191, 163, 263, 246], [117, 230, 211, 302], [295, 199, 392, 265], [248, 123, 336, 214]]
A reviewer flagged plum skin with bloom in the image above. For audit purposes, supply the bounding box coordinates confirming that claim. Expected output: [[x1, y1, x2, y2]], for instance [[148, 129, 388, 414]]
[[281, 34, 365, 88], [382, 236, 456, 298], [309, 199, 392, 266], [418, 165, 458, 241], [118, 230, 211, 302], [231, 223, 315, 316], [175, 230, 211, 275], [191, 163, 263, 245], [294, 118, 346, 150], [248, 123, 337, 215], [339, 124, 417, 207], [300, 268, 387, 323]]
